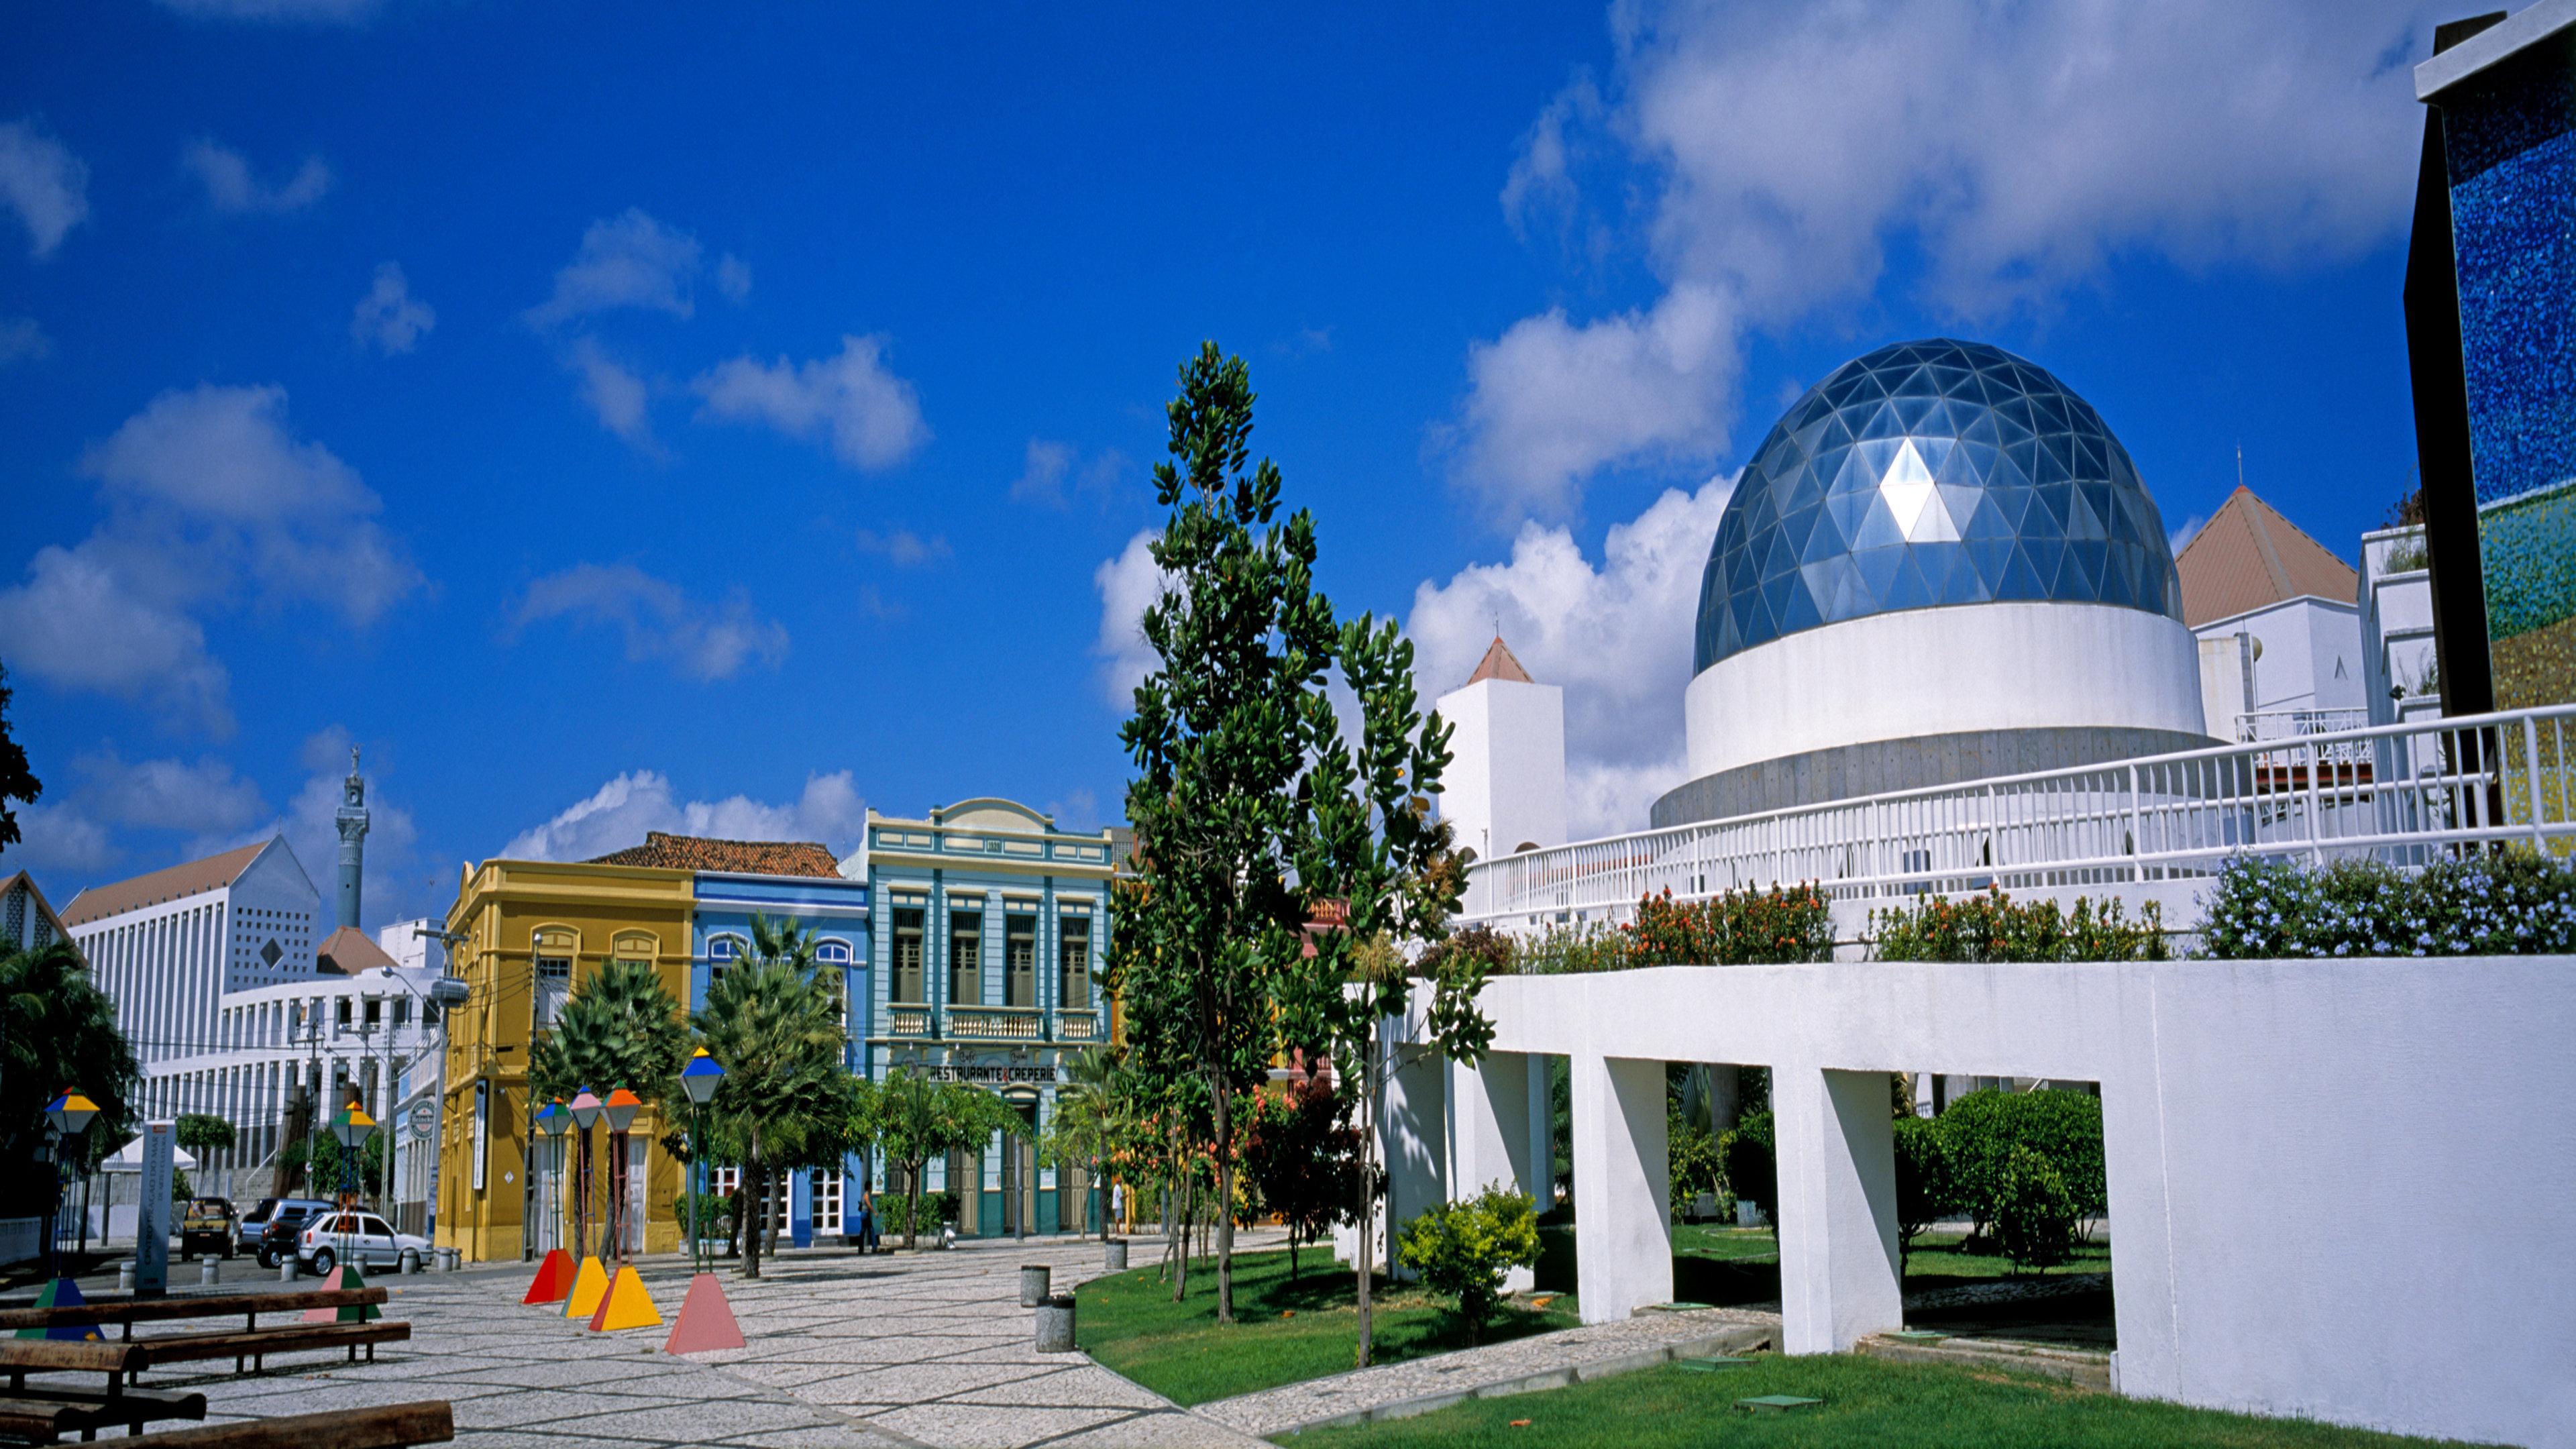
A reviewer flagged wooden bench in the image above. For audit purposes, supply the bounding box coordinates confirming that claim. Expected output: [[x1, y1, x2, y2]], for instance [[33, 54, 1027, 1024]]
[[0, 1339, 205, 1442], [107, 1401, 452, 1448], [0, 1290, 389, 1340], [133, 1322, 409, 1376], [0, 1291, 407, 1379]]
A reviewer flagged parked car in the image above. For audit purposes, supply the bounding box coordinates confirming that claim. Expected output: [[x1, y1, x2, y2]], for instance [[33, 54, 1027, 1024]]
[[297, 1212, 431, 1276], [243, 1197, 336, 1267], [178, 1197, 236, 1259]]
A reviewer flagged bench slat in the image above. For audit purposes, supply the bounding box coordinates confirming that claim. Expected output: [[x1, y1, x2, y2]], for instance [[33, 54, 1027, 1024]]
[[0, 1290, 388, 1332], [0, 1339, 144, 1373], [109, 1399, 453, 1448], [133, 1323, 409, 1369]]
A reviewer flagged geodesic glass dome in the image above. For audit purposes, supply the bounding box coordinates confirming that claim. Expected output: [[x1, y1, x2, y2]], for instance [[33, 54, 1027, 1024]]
[[1693, 338, 2183, 675]]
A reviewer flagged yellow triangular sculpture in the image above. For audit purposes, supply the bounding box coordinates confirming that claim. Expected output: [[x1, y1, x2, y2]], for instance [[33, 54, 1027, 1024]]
[[587, 1265, 662, 1332], [563, 1256, 608, 1319]]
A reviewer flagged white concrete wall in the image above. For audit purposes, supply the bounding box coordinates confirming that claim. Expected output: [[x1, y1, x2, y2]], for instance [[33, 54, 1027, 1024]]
[[2359, 527, 2438, 727], [1396, 959, 2576, 1449], [1437, 676, 1570, 862], [1686, 602, 2207, 781], [2192, 596, 2365, 719]]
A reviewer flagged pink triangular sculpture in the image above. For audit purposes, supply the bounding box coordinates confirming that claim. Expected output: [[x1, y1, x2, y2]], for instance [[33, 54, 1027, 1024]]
[[662, 1272, 745, 1354], [301, 1265, 345, 1322]]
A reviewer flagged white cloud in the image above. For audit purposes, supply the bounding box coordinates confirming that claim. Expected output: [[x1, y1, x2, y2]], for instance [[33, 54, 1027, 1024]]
[[1010, 438, 1130, 508], [76, 749, 267, 835], [513, 563, 788, 681], [1450, 0, 2438, 519], [0, 315, 51, 365], [156, 0, 382, 20], [527, 209, 704, 327], [566, 337, 657, 450], [503, 769, 867, 863], [7, 802, 119, 875], [350, 262, 434, 354], [2169, 512, 2209, 557], [1407, 473, 1736, 837], [693, 334, 930, 471], [0, 384, 417, 732], [0, 119, 89, 259], [268, 727, 418, 926], [1091, 529, 1171, 708], [716, 253, 752, 303], [853, 527, 949, 567], [182, 138, 332, 214]]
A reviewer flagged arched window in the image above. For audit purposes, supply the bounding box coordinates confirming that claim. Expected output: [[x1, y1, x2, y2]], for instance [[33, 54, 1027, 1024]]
[[708, 934, 744, 961], [814, 939, 853, 1010], [814, 940, 853, 965]]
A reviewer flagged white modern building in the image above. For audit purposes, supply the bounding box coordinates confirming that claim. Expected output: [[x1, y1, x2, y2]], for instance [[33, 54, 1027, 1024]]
[[2358, 523, 2442, 727], [1435, 636, 1568, 863], [2175, 486, 2367, 743]]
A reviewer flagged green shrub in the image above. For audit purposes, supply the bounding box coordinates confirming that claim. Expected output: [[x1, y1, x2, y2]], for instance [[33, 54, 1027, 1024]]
[[1892, 1114, 1955, 1264], [1667, 1104, 1723, 1221], [1992, 1144, 2079, 1272], [1719, 1110, 1775, 1227], [1625, 885, 1836, 966], [1870, 888, 2167, 962], [1507, 923, 1629, 975], [2198, 851, 2576, 958], [1937, 1088, 2104, 1234], [879, 1189, 958, 1238], [1396, 1183, 1542, 1343]]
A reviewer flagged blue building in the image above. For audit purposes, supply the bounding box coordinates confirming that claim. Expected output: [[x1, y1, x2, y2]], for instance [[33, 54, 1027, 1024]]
[[861, 799, 1123, 1237]]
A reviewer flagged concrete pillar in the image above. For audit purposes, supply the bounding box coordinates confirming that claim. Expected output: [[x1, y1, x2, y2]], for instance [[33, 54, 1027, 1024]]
[[1570, 1053, 1670, 1324], [1773, 1067, 1903, 1353], [1527, 1054, 1554, 1209], [1450, 1052, 1537, 1291]]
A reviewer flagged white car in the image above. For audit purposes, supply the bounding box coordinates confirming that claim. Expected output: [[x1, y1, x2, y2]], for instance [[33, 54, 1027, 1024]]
[[297, 1211, 431, 1275]]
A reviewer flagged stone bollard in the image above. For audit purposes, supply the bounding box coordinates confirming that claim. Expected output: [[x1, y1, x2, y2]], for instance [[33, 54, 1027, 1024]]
[[1018, 1265, 1051, 1307], [117, 1261, 136, 1293], [199, 1255, 219, 1287], [1034, 1293, 1077, 1353], [399, 1248, 420, 1275], [1104, 1238, 1128, 1272], [280, 1258, 299, 1283], [435, 1248, 457, 1273]]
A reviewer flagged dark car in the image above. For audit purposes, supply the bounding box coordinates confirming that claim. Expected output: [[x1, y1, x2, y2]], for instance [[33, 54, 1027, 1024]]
[[241, 1197, 336, 1268], [178, 1197, 236, 1259]]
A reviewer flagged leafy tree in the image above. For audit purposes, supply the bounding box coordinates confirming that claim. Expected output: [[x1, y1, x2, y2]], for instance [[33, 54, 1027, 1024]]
[[694, 914, 858, 1277], [0, 663, 39, 853], [530, 957, 690, 1258], [1236, 1071, 1364, 1282], [1396, 1183, 1541, 1344], [1285, 616, 1492, 1367], [870, 1067, 1020, 1249], [0, 942, 139, 1216], [176, 1114, 235, 1159], [281, 1128, 386, 1198], [1112, 342, 1340, 1324], [1892, 1114, 1955, 1269], [1040, 1046, 1148, 1241], [1720, 1110, 1776, 1229], [1992, 1143, 2079, 1272], [1667, 1103, 1722, 1222], [1937, 1087, 2105, 1240]]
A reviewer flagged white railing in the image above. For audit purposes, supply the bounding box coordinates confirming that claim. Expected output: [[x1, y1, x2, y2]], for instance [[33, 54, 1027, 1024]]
[[1462, 703, 2576, 926]]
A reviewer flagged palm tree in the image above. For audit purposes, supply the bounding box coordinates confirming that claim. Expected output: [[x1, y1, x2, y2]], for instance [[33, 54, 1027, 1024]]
[[694, 914, 851, 1279], [0, 941, 140, 1222], [531, 958, 689, 1259], [1043, 1047, 1139, 1241]]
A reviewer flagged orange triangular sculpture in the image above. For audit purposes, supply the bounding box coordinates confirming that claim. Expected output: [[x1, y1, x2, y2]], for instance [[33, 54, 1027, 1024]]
[[302, 1266, 345, 1323], [586, 1265, 661, 1332], [662, 1273, 745, 1354], [523, 1248, 575, 1305], [563, 1256, 608, 1318]]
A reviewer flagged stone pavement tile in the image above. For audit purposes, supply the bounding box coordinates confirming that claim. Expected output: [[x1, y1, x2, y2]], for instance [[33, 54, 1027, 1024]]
[[548, 1397, 843, 1442], [455, 1387, 676, 1429], [942, 1366, 1168, 1410], [1032, 1409, 1275, 1448], [722, 1359, 892, 1388], [862, 1401, 1130, 1446], [709, 1428, 911, 1449]]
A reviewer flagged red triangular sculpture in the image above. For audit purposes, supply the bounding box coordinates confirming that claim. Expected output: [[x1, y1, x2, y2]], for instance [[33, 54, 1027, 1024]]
[[523, 1248, 575, 1305], [301, 1266, 345, 1323], [662, 1272, 745, 1354]]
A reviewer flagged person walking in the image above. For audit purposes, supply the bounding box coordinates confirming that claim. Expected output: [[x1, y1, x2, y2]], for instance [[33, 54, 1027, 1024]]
[[855, 1188, 880, 1254]]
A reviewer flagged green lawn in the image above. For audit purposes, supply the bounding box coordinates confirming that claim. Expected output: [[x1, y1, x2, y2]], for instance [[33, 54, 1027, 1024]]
[[1290, 1354, 2470, 1449], [1646, 1226, 2110, 1307], [1075, 1247, 1577, 1406]]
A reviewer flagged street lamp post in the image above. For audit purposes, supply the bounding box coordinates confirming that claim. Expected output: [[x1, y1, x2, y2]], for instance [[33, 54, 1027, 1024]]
[[330, 1099, 377, 1275], [42, 1089, 98, 1283], [679, 1051, 724, 1273], [602, 1088, 641, 1265], [567, 1088, 601, 1260], [533, 1099, 569, 1256]]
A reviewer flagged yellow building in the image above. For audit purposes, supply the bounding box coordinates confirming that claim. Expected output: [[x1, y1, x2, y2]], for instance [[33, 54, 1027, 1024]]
[[435, 857, 694, 1263]]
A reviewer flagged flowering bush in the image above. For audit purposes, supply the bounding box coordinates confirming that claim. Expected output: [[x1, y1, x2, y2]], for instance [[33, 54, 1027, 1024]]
[[1505, 922, 1628, 975], [1504, 883, 1835, 972], [1868, 888, 2167, 963], [2197, 851, 2576, 958]]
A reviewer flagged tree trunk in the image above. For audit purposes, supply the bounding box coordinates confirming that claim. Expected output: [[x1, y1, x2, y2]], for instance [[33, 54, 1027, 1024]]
[[743, 1124, 766, 1280], [1210, 1079, 1235, 1324], [1171, 1175, 1190, 1303], [1355, 1029, 1378, 1368], [904, 1161, 922, 1250]]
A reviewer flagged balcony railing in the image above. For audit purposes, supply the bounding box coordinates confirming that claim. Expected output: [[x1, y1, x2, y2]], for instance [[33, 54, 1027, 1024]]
[[1057, 1010, 1101, 1042], [887, 1004, 936, 1038], [1462, 702, 2576, 928], [947, 1005, 1044, 1040]]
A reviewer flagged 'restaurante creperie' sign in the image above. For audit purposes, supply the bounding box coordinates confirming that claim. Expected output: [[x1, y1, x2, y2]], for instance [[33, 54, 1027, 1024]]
[[924, 1064, 1059, 1084]]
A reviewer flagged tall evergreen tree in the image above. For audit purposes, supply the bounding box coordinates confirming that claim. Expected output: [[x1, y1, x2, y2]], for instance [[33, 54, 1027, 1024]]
[[1112, 341, 1338, 1324], [693, 914, 855, 1278]]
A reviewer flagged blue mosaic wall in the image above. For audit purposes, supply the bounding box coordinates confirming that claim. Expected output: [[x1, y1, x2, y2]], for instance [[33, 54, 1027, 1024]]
[[2446, 38, 2576, 707]]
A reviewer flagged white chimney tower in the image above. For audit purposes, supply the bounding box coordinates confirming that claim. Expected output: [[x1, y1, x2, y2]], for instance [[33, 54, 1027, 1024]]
[[1435, 636, 1568, 862]]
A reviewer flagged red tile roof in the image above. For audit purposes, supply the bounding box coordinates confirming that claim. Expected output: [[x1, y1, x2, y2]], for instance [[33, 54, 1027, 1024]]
[[1465, 635, 1536, 686], [62, 841, 269, 927], [315, 926, 398, 977], [2176, 487, 2359, 628], [586, 831, 844, 878]]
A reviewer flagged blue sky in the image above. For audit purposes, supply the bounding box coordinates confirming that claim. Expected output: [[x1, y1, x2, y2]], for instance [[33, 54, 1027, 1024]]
[[1, 0, 2449, 926]]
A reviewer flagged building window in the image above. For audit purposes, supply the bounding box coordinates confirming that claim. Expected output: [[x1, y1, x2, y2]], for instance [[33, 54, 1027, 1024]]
[[891, 908, 926, 1004], [814, 939, 852, 1011], [813, 1169, 843, 1236], [1005, 912, 1037, 1008], [949, 909, 982, 1006], [708, 934, 743, 987], [1059, 915, 1091, 1012], [534, 956, 572, 1028]]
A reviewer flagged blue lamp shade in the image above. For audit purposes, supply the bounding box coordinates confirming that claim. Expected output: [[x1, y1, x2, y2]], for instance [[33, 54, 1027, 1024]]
[[680, 1049, 725, 1106], [535, 1099, 570, 1137]]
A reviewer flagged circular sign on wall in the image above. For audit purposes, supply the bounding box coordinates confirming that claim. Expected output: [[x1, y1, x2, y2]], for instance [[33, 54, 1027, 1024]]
[[411, 1102, 436, 1138]]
